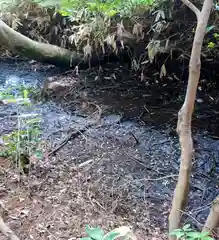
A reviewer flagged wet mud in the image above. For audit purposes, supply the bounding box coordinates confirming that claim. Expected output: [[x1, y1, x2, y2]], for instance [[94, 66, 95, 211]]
[[0, 59, 218, 239]]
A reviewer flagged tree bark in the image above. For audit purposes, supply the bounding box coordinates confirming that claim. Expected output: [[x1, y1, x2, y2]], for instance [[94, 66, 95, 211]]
[[168, 0, 212, 238], [0, 19, 83, 67], [202, 196, 219, 236]]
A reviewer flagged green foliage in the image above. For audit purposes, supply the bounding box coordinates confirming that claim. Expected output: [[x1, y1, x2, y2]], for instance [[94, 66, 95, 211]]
[[0, 0, 18, 11], [29, 0, 156, 52], [208, 41, 215, 49], [31, 0, 155, 18], [0, 84, 32, 100], [80, 225, 120, 240], [206, 28, 219, 49], [0, 85, 43, 164], [170, 224, 215, 240], [0, 119, 42, 157]]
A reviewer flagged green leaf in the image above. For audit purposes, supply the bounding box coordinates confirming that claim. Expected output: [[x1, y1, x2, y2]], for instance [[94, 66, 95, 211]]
[[199, 232, 211, 237], [23, 89, 29, 99], [103, 231, 120, 240], [80, 238, 92, 240], [203, 237, 215, 240], [187, 232, 202, 238], [107, 9, 117, 17], [85, 225, 104, 240], [206, 25, 215, 33], [34, 150, 43, 159]]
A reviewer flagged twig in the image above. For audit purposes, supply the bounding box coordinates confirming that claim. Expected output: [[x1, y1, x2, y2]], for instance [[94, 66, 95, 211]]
[[79, 159, 93, 168], [48, 129, 84, 156], [48, 102, 102, 156], [135, 174, 178, 182], [0, 215, 20, 240], [181, 0, 201, 19]]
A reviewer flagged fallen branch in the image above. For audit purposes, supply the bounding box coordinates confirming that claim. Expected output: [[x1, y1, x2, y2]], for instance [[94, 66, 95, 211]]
[[0, 19, 83, 67], [0, 215, 20, 240], [48, 103, 102, 156], [0, 19, 137, 68]]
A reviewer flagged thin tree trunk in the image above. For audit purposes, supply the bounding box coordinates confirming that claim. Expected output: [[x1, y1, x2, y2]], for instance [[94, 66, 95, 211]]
[[202, 196, 219, 236], [168, 0, 212, 238], [0, 19, 83, 67]]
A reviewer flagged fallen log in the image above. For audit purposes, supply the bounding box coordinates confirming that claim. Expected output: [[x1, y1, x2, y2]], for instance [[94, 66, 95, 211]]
[[0, 19, 83, 67], [0, 19, 138, 68]]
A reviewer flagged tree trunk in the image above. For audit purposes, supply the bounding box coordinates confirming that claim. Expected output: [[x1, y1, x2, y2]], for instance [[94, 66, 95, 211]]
[[202, 196, 219, 236], [0, 19, 137, 68], [168, 0, 212, 238], [0, 19, 83, 67]]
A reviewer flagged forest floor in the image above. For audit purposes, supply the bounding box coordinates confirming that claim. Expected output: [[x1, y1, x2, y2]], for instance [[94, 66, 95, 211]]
[[0, 60, 219, 240]]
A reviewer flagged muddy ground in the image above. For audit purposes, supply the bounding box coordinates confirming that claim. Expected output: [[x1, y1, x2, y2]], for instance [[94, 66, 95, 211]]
[[0, 59, 219, 240]]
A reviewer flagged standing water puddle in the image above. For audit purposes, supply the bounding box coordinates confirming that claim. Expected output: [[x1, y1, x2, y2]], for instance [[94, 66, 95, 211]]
[[0, 60, 89, 141]]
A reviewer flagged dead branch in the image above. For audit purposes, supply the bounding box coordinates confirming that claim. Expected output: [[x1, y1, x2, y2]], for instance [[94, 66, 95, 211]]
[[0, 215, 20, 240], [48, 103, 102, 156], [181, 0, 201, 19], [202, 196, 219, 235], [168, 0, 212, 238]]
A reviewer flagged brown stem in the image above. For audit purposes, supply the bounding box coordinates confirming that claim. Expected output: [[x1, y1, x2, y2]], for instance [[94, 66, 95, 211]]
[[168, 0, 212, 239], [181, 0, 201, 19], [202, 196, 219, 235]]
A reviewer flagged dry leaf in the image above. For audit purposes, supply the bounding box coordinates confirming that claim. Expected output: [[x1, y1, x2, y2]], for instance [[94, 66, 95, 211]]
[[160, 64, 167, 78]]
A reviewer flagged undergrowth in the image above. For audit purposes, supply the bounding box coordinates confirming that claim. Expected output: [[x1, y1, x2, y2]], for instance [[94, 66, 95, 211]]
[[0, 85, 44, 171], [79, 224, 215, 240], [0, 0, 171, 64]]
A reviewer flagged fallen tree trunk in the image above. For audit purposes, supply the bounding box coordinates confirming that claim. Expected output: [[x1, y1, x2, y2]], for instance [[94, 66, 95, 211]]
[[0, 19, 83, 67], [0, 19, 137, 68]]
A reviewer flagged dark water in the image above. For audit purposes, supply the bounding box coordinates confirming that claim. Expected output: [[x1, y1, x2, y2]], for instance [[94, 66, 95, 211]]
[[0, 60, 87, 137], [0, 59, 218, 229]]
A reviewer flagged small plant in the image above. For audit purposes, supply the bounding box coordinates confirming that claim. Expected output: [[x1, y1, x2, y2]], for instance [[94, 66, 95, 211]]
[[170, 224, 215, 240], [208, 41, 215, 49], [0, 85, 44, 169], [80, 225, 136, 240], [0, 118, 42, 158]]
